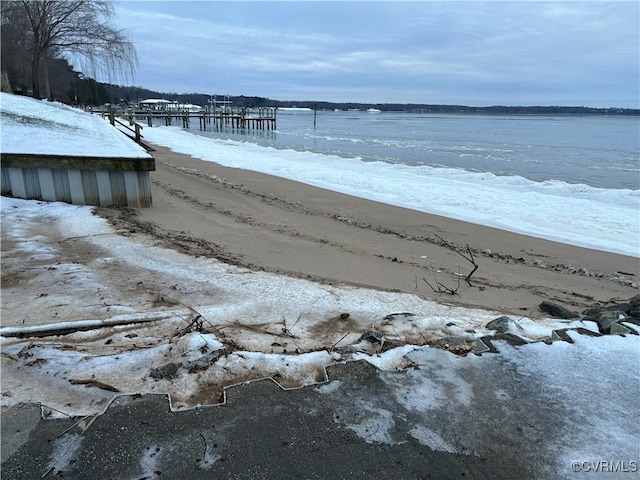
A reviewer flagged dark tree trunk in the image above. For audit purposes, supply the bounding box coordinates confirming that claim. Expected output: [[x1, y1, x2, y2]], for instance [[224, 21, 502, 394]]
[[31, 52, 40, 98]]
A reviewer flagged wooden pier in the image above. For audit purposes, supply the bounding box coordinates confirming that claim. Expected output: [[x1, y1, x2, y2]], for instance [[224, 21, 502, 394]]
[[110, 107, 277, 132]]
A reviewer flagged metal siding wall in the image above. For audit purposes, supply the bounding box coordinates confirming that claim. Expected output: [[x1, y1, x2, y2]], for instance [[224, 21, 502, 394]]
[[81, 170, 100, 205], [95, 171, 113, 206], [109, 170, 127, 206], [67, 169, 85, 204], [138, 171, 152, 207], [7, 167, 26, 197], [52, 169, 72, 203], [123, 171, 142, 208], [38, 169, 56, 201], [23, 168, 42, 199], [1, 167, 11, 195], [1, 167, 152, 208]]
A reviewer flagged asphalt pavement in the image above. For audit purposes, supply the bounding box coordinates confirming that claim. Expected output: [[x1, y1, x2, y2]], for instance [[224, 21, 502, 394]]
[[2, 360, 515, 480]]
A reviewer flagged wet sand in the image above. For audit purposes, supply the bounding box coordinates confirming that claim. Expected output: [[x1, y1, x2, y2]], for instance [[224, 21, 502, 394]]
[[98, 143, 639, 318]]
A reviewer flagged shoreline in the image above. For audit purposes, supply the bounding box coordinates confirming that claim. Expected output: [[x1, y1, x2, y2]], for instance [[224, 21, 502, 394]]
[[97, 143, 639, 317]]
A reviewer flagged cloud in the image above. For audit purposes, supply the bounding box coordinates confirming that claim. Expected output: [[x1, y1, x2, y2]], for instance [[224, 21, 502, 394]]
[[114, 1, 639, 107]]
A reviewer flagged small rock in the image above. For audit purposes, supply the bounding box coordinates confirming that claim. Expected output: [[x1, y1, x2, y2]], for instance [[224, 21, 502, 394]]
[[150, 362, 179, 380], [602, 303, 632, 314], [380, 338, 403, 351], [184, 351, 225, 372], [336, 344, 360, 354], [485, 316, 512, 333], [582, 306, 602, 316], [539, 301, 580, 319], [627, 294, 640, 307], [583, 310, 626, 334], [358, 330, 383, 344], [433, 336, 468, 348], [339, 313, 350, 320]]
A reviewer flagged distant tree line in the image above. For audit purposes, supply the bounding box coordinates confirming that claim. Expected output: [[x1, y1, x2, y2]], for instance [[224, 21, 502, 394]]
[[100, 86, 639, 116]]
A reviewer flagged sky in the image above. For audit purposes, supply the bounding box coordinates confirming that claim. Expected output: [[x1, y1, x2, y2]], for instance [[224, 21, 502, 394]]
[[109, 1, 640, 107]]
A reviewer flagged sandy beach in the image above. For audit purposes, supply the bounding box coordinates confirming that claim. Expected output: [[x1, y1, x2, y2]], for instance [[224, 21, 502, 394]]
[[98, 143, 638, 318]]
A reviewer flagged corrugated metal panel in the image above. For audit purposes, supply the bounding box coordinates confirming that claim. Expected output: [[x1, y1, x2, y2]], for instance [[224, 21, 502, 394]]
[[137, 172, 152, 207], [67, 169, 85, 205], [81, 170, 100, 205], [38, 169, 56, 201], [109, 170, 127, 206], [52, 169, 72, 203], [7, 167, 26, 197], [95, 171, 113, 206], [1, 167, 11, 195], [23, 168, 42, 199], [123, 171, 152, 208], [2, 166, 152, 208]]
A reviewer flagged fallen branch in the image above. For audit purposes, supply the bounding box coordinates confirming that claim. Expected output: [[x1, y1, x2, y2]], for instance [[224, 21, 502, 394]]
[[68, 379, 120, 392], [231, 320, 280, 336], [422, 272, 460, 295], [435, 236, 479, 286], [178, 314, 204, 335], [0, 314, 174, 339], [330, 332, 351, 351], [55, 415, 92, 439]]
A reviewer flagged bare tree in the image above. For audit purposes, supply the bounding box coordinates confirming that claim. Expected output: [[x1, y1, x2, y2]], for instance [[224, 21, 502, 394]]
[[17, 0, 137, 99], [1, 2, 33, 92]]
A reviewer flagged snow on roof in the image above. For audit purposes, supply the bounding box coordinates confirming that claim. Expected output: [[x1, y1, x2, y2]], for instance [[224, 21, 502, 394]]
[[0, 93, 150, 158], [139, 99, 172, 104]]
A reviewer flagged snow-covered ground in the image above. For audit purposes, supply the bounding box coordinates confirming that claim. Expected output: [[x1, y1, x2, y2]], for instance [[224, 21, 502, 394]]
[[0, 93, 149, 158], [2, 195, 610, 417]]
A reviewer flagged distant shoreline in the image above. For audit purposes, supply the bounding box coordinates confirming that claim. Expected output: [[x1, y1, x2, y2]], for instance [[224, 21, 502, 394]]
[[98, 84, 640, 115]]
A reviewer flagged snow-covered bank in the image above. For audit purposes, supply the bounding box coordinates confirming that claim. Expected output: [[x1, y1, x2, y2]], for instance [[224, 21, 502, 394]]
[[0, 93, 149, 158]]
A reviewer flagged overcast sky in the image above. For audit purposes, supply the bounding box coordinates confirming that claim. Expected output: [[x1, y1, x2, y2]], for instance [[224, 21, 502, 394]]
[[113, 1, 639, 107]]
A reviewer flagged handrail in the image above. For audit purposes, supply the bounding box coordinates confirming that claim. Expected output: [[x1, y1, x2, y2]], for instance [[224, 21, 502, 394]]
[[108, 110, 142, 144]]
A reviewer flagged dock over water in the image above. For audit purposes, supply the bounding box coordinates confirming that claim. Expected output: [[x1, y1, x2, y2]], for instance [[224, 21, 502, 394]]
[[103, 107, 277, 132]]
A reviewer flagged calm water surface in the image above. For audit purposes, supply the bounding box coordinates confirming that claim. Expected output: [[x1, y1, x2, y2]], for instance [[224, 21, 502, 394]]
[[186, 111, 640, 190]]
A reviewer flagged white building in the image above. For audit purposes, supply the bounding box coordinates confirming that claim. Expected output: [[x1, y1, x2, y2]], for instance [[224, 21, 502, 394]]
[[139, 99, 203, 113]]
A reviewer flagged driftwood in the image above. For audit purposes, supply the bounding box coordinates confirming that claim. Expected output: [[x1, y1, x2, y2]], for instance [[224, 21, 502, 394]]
[[421, 274, 460, 295], [0, 314, 174, 339], [68, 379, 120, 392], [434, 236, 479, 286]]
